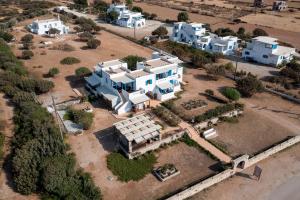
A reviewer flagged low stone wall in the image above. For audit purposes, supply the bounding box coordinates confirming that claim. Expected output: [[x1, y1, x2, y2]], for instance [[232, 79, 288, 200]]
[[194, 110, 243, 130], [165, 135, 300, 200], [265, 88, 300, 104]]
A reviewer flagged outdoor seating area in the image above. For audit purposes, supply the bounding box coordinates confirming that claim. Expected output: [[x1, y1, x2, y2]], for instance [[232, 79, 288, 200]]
[[153, 163, 180, 182]]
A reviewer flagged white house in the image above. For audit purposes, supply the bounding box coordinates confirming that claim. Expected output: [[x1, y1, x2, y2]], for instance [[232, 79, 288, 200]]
[[85, 51, 183, 115], [242, 36, 296, 66], [107, 3, 145, 28], [171, 22, 238, 55], [28, 17, 69, 35]]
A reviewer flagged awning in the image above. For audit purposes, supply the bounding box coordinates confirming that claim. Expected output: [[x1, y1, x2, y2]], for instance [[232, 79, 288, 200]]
[[85, 73, 101, 87], [96, 86, 118, 101], [214, 43, 226, 47], [130, 94, 149, 105], [157, 81, 173, 90], [111, 75, 134, 84]]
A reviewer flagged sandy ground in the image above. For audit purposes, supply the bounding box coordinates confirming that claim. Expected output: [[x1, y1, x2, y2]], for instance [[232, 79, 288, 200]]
[[11, 26, 152, 103], [190, 143, 300, 200], [240, 13, 300, 33], [132, 2, 300, 49], [68, 130, 217, 200]]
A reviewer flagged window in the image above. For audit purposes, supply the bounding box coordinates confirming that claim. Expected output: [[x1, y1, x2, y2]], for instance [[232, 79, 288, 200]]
[[167, 70, 172, 76], [146, 79, 152, 85], [203, 44, 206, 48], [229, 46, 233, 49], [174, 33, 178, 37], [245, 51, 250, 55], [262, 55, 268, 59]]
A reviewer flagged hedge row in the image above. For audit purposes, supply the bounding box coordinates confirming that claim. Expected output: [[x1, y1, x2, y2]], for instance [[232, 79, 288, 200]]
[[194, 103, 244, 123]]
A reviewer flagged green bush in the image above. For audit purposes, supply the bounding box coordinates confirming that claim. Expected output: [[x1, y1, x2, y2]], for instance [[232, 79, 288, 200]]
[[21, 50, 34, 59], [152, 106, 181, 126], [194, 103, 244, 123], [236, 74, 264, 97], [0, 31, 14, 42], [177, 12, 189, 22], [152, 26, 168, 38], [75, 67, 91, 77], [87, 38, 101, 49], [48, 67, 60, 77], [221, 87, 240, 101], [21, 34, 33, 43], [253, 28, 268, 37], [66, 108, 94, 130], [107, 152, 156, 182], [60, 57, 80, 65], [122, 55, 146, 71], [78, 32, 94, 42]]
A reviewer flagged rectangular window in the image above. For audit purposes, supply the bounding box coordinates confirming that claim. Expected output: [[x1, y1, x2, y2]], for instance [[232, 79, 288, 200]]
[[145, 79, 152, 85], [245, 51, 250, 55], [167, 70, 172, 76]]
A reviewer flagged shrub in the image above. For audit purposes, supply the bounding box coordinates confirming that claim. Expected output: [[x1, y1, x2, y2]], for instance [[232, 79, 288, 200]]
[[194, 103, 244, 123], [66, 108, 94, 130], [152, 26, 168, 38], [206, 65, 226, 80], [21, 34, 34, 43], [0, 31, 14, 42], [131, 6, 143, 13], [177, 12, 189, 22], [236, 74, 264, 97], [214, 28, 236, 37], [53, 43, 75, 51], [152, 106, 181, 126], [78, 32, 94, 41], [48, 28, 60, 36], [205, 89, 214, 96], [221, 87, 240, 101], [86, 38, 101, 49], [107, 10, 119, 22], [122, 55, 146, 71], [191, 53, 211, 67], [107, 152, 156, 182], [48, 67, 59, 77], [253, 28, 268, 37], [0, 132, 4, 160], [60, 57, 80, 65], [21, 50, 34, 59], [75, 67, 91, 77]]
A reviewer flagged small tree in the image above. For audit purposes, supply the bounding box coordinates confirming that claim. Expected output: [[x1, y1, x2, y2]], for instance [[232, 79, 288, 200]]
[[48, 28, 60, 36], [222, 87, 240, 101], [206, 65, 226, 80], [236, 74, 264, 97], [0, 31, 14, 42], [86, 38, 101, 49], [122, 55, 146, 71], [107, 11, 119, 22], [21, 50, 34, 59], [237, 27, 245, 35], [78, 32, 94, 41], [75, 67, 91, 77], [21, 34, 34, 43], [132, 6, 143, 13], [48, 67, 60, 77], [253, 28, 268, 37], [152, 26, 168, 38], [60, 57, 81, 65], [177, 12, 189, 22]]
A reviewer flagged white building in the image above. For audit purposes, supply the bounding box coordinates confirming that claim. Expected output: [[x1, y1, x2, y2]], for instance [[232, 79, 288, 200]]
[[171, 22, 238, 55], [85, 52, 183, 115], [242, 36, 296, 66], [28, 17, 69, 35], [107, 3, 145, 28]]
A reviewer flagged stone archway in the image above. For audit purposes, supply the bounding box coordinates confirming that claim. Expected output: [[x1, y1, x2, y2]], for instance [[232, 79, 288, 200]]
[[232, 155, 249, 171]]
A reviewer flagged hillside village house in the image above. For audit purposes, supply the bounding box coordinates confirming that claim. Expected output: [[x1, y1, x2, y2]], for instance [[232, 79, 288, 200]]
[[28, 17, 69, 35], [107, 3, 145, 28], [85, 52, 183, 115], [114, 113, 184, 159], [242, 36, 296, 66], [172, 22, 239, 55]]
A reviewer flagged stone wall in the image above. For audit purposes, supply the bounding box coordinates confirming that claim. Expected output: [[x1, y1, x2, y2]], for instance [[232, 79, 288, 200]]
[[165, 135, 300, 200]]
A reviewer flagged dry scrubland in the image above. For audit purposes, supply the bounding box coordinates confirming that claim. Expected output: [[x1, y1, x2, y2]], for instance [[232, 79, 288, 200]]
[[12, 26, 152, 103]]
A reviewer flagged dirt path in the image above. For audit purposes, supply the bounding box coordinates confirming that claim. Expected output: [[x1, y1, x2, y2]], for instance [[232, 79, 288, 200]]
[[0, 94, 38, 200], [179, 121, 232, 163]]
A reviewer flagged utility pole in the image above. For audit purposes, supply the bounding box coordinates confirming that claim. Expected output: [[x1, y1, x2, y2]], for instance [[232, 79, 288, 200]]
[[51, 94, 64, 143], [134, 21, 136, 39]]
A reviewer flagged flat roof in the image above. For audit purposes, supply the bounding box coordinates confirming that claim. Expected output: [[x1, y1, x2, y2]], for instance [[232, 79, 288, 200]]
[[144, 58, 172, 69], [100, 59, 125, 68], [130, 94, 149, 105], [96, 86, 118, 101], [156, 81, 173, 90], [105, 67, 126, 75], [114, 114, 162, 143], [85, 73, 101, 87], [111, 75, 134, 84], [253, 36, 278, 44], [128, 70, 150, 79], [273, 45, 295, 56], [34, 18, 60, 23]]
